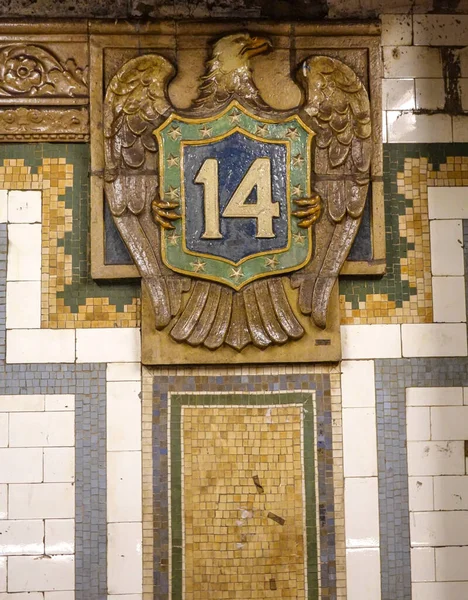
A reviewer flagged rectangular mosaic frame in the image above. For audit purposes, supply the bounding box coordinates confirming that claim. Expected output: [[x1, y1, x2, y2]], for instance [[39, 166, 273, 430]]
[[142, 365, 346, 600], [89, 21, 384, 280], [168, 391, 318, 600]]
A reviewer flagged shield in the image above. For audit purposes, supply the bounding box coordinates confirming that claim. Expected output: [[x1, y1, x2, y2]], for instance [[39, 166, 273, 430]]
[[154, 100, 315, 291]]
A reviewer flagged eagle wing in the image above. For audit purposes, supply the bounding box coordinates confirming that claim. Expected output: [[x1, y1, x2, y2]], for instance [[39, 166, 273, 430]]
[[292, 55, 372, 328], [104, 54, 189, 328]]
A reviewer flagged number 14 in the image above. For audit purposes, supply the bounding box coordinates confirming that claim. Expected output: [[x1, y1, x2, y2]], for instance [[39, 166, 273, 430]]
[[195, 157, 279, 239]]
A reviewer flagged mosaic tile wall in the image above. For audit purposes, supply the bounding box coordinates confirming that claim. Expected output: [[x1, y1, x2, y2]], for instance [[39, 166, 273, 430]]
[[0, 144, 140, 329], [142, 366, 345, 600]]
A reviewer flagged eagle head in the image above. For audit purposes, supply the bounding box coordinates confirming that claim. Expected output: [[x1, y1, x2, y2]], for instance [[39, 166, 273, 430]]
[[194, 32, 272, 110], [212, 33, 271, 74]]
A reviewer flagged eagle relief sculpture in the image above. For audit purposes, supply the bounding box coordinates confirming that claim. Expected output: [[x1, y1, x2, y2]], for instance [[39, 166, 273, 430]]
[[104, 33, 372, 357]]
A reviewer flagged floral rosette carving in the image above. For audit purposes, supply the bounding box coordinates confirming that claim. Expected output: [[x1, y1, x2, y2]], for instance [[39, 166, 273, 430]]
[[0, 44, 87, 97]]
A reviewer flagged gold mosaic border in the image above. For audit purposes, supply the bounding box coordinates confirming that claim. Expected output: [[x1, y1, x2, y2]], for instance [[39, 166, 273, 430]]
[[339, 155, 466, 325], [0, 158, 139, 328], [141, 364, 346, 600]]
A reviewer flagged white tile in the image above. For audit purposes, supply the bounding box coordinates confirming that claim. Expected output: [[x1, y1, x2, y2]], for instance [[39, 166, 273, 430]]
[[341, 324, 401, 359], [0, 190, 7, 224], [413, 582, 468, 600], [0, 415, 7, 448], [0, 448, 42, 483], [465, 387, 468, 405], [407, 441, 465, 476], [0, 394, 44, 412], [0, 486, 6, 519], [382, 111, 387, 144], [346, 548, 381, 600], [381, 14, 412, 46], [435, 546, 468, 581], [407, 387, 463, 406], [45, 593, 75, 600], [409, 477, 434, 512], [432, 277, 466, 323], [108, 523, 142, 595], [106, 363, 141, 382], [452, 115, 468, 142], [431, 406, 468, 440], [401, 324, 467, 358], [76, 329, 140, 363], [344, 478, 379, 548], [45, 519, 74, 555], [383, 47, 443, 78], [0, 594, 43, 600], [45, 395, 74, 412], [7, 191, 42, 224], [415, 78, 445, 110], [0, 520, 44, 555], [9, 412, 74, 447], [410, 511, 468, 546], [460, 79, 468, 111], [382, 79, 415, 110], [341, 360, 375, 408], [414, 14, 468, 45], [343, 408, 377, 477], [411, 547, 435, 582], [8, 555, 74, 592], [9, 484, 74, 519], [44, 448, 74, 483], [107, 381, 141, 452], [6, 330, 75, 364], [434, 475, 468, 510], [108, 452, 142, 523], [387, 112, 452, 143], [428, 186, 468, 220], [6, 281, 41, 329], [430, 220, 464, 276], [406, 407, 431, 441], [0, 557, 4, 592], [108, 596, 142, 600], [7, 223, 41, 282]]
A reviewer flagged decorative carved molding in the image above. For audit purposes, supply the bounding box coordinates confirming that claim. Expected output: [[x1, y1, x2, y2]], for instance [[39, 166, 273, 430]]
[[0, 44, 87, 99], [0, 106, 89, 141]]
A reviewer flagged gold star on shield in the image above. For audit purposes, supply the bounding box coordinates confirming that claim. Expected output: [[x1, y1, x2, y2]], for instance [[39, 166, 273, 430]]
[[293, 153, 304, 167], [200, 124, 212, 138], [166, 186, 180, 200], [229, 110, 241, 124], [255, 124, 269, 136], [167, 231, 180, 246], [265, 256, 279, 269], [167, 154, 179, 167], [168, 126, 182, 140], [292, 184, 303, 198], [286, 126, 299, 141], [229, 267, 243, 282], [190, 259, 206, 273], [293, 231, 306, 245]]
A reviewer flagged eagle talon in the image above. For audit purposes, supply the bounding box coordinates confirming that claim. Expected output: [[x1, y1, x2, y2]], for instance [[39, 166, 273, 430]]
[[152, 198, 181, 230], [292, 194, 322, 228]]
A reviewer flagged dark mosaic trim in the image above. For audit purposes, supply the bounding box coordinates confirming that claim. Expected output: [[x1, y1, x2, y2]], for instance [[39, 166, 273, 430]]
[[377, 216, 468, 600], [151, 371, 336, 600], [0, 223, 107, 600]]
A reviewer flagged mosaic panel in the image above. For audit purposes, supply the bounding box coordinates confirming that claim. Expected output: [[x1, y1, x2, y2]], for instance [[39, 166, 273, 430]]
[[0, 144, 140, 328], [340, 143, 468, 324], [143, 366, 344, 600]]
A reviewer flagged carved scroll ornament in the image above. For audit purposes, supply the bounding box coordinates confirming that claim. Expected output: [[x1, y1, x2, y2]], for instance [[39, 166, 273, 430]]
[[104, 33, 372, 353]]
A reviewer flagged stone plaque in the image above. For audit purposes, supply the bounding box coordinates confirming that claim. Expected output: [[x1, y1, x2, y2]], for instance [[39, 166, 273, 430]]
[[96, 23, 381, 364]]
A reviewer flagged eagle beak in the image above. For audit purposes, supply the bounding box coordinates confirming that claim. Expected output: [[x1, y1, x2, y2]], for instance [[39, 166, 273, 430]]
[[241, 36, 272, 58]]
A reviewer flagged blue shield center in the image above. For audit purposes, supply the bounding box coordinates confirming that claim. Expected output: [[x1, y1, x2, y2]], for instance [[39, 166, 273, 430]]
[[183, 131, 288, 263]]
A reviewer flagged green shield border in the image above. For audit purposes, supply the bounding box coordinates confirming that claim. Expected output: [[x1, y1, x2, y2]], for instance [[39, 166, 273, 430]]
[[154, 100, 314, 291]]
